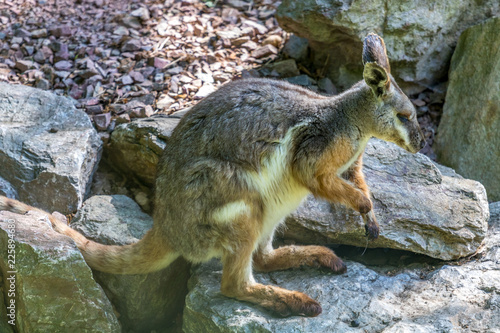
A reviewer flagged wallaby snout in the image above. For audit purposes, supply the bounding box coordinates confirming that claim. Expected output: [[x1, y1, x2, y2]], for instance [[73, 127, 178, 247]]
[[382, 91, 426, 155], [407, 114, 426, 153], [396, 98, 426, 154], [393, 100, 426, 154]]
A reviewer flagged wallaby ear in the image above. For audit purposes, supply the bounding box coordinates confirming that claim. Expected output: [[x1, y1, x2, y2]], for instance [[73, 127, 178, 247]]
[[363, 62, 390, 97], [362, 33, 391, 74]]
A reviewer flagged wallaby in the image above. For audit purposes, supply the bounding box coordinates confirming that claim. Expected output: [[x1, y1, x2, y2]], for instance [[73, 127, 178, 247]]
[[0, 34, 425, 317]]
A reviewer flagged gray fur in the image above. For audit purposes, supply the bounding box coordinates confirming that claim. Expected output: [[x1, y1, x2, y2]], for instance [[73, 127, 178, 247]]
[[153, 71, 424, 261]]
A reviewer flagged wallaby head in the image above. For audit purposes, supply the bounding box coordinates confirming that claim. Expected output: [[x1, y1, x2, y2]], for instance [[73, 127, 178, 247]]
[[362, 33, 425, 153]]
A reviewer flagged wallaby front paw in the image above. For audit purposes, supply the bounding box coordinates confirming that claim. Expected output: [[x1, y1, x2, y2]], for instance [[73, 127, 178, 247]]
[[357, 195, 372, 214], [365, 223, 379, 240]]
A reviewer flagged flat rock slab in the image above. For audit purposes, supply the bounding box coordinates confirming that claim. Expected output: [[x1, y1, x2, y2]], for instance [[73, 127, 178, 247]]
[[284, 139, 489, 260], [106, 115, 181, 186], [183, 203, 500, 333], [0, 82, 102, 213], [0, 210, 120, 332], [71, 195, 190, 332]]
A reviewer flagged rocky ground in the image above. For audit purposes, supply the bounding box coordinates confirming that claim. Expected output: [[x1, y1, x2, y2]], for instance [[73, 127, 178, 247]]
[[0, 0, 442, 158], [0, 0, 286, 121]]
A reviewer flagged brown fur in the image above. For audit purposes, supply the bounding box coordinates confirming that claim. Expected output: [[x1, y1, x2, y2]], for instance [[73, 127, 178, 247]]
[[341, 154, 380, 239], [219, 217, 323, 317], [309, 136, 372, 213], [253, 245, 346, 273], [0, 34, 425, 317], [0, 196, 178, 274]]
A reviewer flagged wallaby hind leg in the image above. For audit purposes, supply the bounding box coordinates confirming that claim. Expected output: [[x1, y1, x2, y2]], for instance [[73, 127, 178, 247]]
[[253, 233, 346, 273], [220, 217, 322, 317]]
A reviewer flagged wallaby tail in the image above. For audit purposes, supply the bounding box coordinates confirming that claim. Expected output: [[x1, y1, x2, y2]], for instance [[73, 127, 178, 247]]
[[0, 196, 178, 274]]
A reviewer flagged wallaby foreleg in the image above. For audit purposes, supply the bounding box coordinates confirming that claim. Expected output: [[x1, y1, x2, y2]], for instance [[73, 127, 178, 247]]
[[342, 155, 380, 239], [362, 211, 379, 240], [311, 173, 372, 214]]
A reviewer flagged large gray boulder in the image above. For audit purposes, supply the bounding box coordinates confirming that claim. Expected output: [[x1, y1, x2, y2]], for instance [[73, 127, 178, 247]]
[[183, 202, 500, 333], [435, 17, 500, 202], [0, 82, 102, 214], [276, 0, 500, 93], [106, 115, 181, 186], [70, 195, 190, 333], [0, 210, 120, 332], [283, 139, 489, 261]]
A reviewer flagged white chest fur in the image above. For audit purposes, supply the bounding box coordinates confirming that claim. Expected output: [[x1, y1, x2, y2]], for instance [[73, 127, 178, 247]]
[[243, 124, 311, 243], [336, 137, 369, 175]]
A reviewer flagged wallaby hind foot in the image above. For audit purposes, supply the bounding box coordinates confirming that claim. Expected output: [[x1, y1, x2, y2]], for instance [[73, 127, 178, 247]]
[[253, 244, 346, 274]]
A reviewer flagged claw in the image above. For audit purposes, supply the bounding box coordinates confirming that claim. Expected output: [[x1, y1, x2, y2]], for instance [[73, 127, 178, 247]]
[[362, 212, 380, 240], [365, 223, 379, 240]]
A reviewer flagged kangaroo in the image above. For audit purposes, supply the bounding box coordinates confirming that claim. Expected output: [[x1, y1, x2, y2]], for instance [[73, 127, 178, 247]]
[[0, 33, 425, 317]]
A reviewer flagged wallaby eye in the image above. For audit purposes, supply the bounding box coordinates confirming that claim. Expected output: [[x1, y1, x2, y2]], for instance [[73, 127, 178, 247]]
[[397, 114, 409, 123]]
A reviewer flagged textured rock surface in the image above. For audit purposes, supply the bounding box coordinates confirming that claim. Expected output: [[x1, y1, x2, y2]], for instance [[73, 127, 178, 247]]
[[0, 210, 120, 332], [183, 202, 500, 333], [71, 195, 190, 333], [276, 0, 500, 93], [106, 115, 181, 186], [435, 17, 500, 202], [283, 139, 489, 260], [0, 176, 17, 199], [0, 82, 102, 213], [0, 280, 14, 333]]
